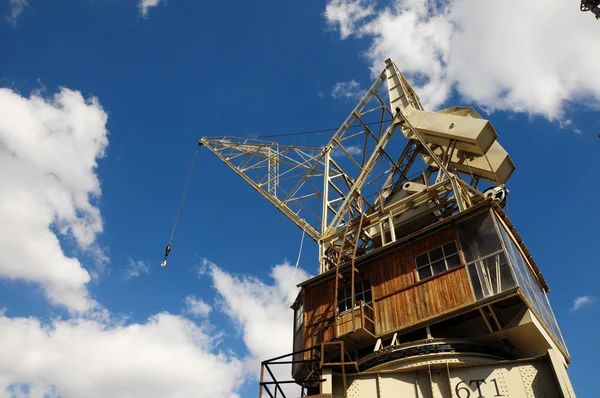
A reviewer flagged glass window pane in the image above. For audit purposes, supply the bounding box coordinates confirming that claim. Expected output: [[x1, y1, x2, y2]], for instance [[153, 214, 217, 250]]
[[466, 251, 517, 302], [497, 219, 567, 351], [446, 254, 461, 269], [339, 298, 349, 312], [457, 212, 503, 263], [431, 260, 446, 275], [416, 253, 429, 268], [355, 281, 364, 294], [429, 247, 444, 262], [354, 291, 362, 303], [467, 263, 485, 301], [499, 255, 516, 291], [365, 290, 372, 303], [418, 267, 432, 280], [443, 242, 458, 255]]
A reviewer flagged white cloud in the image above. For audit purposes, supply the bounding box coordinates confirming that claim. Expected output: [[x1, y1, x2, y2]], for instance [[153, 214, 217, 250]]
[[0, 256, 313, 397], [183, 295, 212, 318], [0, 87, 109, 312], [139, 0, 162, 18], [0, 81, 311, 396], [6, 0, 27, 26], [324, 0, 600, 121], [123, 258, 150, 280], [0, 312, 243, 398], [570, 295, 595, 312], [324, 0, 375, 39], [332, 79, 364, 101], [207, 259, 309, 379], [332, 144, 362, 158]]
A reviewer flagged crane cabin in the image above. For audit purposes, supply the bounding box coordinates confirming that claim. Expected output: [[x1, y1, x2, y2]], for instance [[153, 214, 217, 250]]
[[200, 59, 575, 398]]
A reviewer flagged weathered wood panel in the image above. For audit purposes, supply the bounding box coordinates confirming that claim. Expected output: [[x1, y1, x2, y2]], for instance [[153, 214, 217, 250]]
[[368, 227, 460, 300], [375, 267, 473, 334], [365, 227, 472, 335], [303, 278, 336, 351], [301, 226, 474, 345], [337, 310, 356, 337], [336, 302, 375, 337]]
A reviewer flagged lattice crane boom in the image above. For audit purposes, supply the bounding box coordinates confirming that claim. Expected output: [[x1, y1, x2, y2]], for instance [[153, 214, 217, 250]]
[[200, 59, 515, 273], [199, 137, 325, 243], [200, 67, 416, 271]]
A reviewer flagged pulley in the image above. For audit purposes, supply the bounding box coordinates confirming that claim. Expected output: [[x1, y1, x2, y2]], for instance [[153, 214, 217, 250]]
[[483, 185, 509, 208]]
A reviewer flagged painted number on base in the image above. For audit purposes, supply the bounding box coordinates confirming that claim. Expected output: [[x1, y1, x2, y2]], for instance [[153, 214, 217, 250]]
[[455, 378, 503, 398]]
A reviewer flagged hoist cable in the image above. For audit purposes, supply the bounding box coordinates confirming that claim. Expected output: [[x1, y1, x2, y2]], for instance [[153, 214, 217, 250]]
[[285, 226, 307, 305], [161, 142, 201, 267], [160, 118, 393, 267], [248, 119, 392, 139]]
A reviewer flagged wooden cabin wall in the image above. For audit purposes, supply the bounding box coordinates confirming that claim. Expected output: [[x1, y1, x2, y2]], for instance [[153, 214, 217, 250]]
[[374, 267, 472, 334], [368, 227, 474, 335], [300, 226, 475, 348], [303, 278, 336, 351]]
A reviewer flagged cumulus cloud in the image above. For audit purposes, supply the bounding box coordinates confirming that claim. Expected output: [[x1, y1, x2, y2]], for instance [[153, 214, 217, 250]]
[[183, 295, 212, 318], [123, 258, 150, 280], [570, 295, 595, 312], [207, 260, 309, 376], [0, 82, 309, 396], [0, 259, 310, 397], [0, 87, 109, 312], [6, 0, 28, 26], [139, 0, 162, 18], [324, 0, 600, 120], [332, 80, 364, 101], [0, 253, 314, 397], [0, 312, 243, 398], [324, 0, 375, 39]]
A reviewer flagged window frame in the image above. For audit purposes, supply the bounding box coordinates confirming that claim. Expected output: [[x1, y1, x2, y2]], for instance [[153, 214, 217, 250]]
[[414, 241, 462, 281], [337, 278, 372, 314], [294, 302, 304, 333]]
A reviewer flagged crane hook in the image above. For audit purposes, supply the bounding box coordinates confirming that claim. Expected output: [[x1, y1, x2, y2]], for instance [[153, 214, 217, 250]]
[[161, 243, 171, 267]]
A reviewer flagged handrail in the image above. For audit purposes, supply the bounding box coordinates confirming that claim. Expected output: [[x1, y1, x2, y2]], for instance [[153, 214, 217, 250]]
[[259, 340, 353, 398], [336, 301, 376, 336]]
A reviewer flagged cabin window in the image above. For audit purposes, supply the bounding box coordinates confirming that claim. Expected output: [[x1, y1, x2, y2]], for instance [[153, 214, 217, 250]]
[[337, 279, 372, 313], [415, 241, 461, 280], [294, 302, 304, 332]]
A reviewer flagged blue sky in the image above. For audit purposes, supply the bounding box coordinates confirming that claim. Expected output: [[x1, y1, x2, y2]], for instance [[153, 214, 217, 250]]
[[0, 0, 598, 397]]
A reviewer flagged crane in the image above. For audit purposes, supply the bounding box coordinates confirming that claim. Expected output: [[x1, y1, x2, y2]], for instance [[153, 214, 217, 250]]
[[197, 59, 514, 274]]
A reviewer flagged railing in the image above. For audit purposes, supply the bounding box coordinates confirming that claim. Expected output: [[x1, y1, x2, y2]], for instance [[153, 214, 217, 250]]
[[259, 341, 355, 398], [362, 301, 376, 334], [336, 301, 376, 337], [259, 347, 323, 398]]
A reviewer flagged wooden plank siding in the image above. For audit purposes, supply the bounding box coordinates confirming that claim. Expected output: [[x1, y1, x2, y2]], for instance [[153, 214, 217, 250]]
[[374, 267, 472, 334], [368, 227, 474, 335], [300, 226, 475, 349], [336, 302, 375, 337], [302, 278, 336, 353]]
